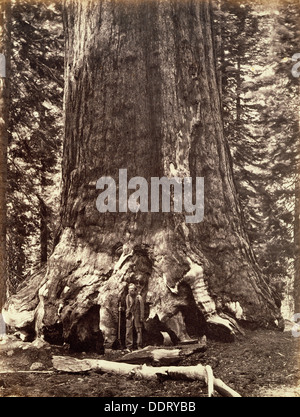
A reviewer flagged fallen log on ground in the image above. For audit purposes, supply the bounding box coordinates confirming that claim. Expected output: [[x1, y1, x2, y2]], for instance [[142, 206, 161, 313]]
[[117, 341, 207, 365], [52, 355, 241, 397]]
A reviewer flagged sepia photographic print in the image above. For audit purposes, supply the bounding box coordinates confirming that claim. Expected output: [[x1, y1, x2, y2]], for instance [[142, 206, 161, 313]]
[[0, 0, 299, 400]]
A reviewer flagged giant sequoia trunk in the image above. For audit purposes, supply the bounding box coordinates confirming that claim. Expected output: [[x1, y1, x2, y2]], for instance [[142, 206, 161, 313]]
[[294, 105, 300, 314], [0, 0, 10, 311], [4, 0, 281, 350]]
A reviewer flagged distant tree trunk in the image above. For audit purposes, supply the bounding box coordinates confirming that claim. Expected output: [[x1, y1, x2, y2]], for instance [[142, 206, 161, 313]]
[[236, 54, 241, 125], [4, 0, 280, 350], [211, 0, 223, 115], [39, 199, 48, 265], [0, 0, 10, 311], [40, 168, 48, 265]]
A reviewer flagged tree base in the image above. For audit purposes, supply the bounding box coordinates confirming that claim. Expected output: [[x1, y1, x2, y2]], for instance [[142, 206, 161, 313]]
[[3, 227, 280, 351]]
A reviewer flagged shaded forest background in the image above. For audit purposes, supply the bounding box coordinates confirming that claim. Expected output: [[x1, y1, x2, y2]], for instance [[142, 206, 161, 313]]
[[6, 0, 299, 318]]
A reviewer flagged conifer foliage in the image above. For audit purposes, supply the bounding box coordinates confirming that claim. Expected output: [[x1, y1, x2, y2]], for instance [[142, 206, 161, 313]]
[[7, 0, 63, 293], [215, 0, 299, 315]]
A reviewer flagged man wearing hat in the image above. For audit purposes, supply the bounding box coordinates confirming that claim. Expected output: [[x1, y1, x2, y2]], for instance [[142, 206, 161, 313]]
[[125, 283, 144, 351]]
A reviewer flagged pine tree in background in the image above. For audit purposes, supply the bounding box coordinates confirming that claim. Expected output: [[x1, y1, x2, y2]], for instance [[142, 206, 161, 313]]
[[216, 0, 300, 316], [270, 0, 300, 313], [7, 0, 63, 293]]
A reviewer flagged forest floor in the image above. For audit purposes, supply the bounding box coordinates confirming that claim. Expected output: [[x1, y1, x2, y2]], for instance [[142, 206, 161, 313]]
[[0, 327, 299, 398]]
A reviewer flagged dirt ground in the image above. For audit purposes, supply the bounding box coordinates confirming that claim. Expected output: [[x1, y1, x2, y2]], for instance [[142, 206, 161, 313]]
[[0, 328, 299, 398]]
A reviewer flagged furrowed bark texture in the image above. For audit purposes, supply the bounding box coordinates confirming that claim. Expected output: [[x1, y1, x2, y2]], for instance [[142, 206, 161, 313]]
[[4, 0, 280, 350], [0, 0, 10, 311], [294, 96, 300, 314]]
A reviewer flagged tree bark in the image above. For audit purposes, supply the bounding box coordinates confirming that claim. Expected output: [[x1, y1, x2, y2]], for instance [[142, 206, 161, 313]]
[[0, 0, 10, 311], [4, 0, 280, 350], [294, 93, 300, 314]]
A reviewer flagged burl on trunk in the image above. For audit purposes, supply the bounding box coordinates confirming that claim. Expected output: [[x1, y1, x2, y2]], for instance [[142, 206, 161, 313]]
[[4, 0, 281, 351]]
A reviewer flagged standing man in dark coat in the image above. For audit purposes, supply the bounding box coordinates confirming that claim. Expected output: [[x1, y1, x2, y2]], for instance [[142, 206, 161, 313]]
[[125, 283, 144, 351]]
